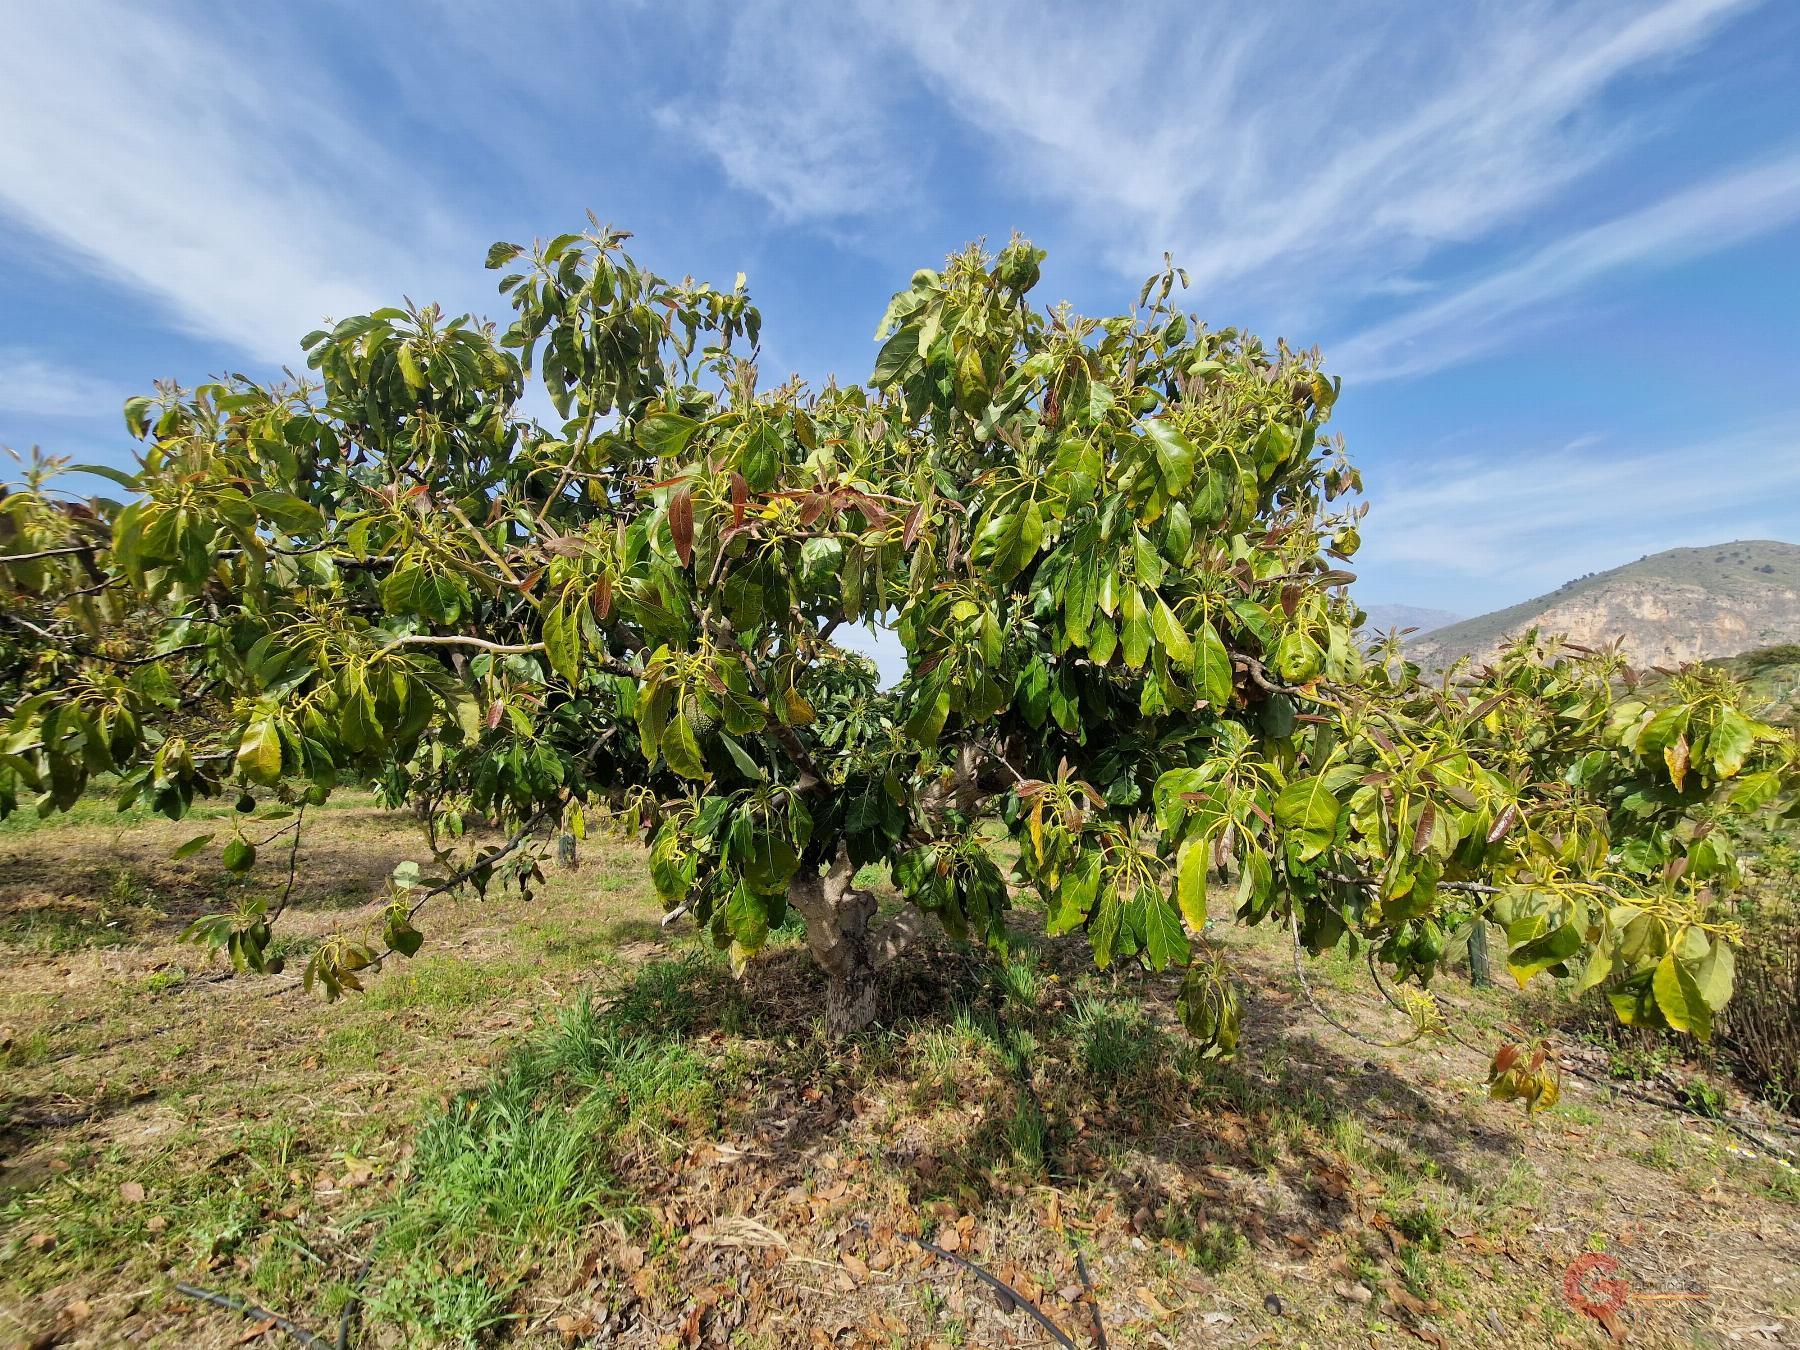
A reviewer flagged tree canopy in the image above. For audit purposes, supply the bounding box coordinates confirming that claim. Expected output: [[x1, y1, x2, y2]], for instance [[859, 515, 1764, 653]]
[[3, 219, 1795, 1061]]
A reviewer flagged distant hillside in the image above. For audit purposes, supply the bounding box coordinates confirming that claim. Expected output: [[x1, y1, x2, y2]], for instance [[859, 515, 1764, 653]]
[[1361, 604, 1461, 636], [1407, 540, 1800, 671], [1714, 643, 1800, 724]]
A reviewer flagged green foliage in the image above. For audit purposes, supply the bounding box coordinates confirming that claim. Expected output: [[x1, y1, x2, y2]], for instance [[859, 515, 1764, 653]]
[[3, 219, 1797, 1056]]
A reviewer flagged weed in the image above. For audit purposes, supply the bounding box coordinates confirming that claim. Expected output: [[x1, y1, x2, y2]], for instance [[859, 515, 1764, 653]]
[[1678, 1077, 1727, 1119], [997, 957, 1042, 1013], [1064, 995, 1156, 1082], [1189, 1219, 1244, 1274]]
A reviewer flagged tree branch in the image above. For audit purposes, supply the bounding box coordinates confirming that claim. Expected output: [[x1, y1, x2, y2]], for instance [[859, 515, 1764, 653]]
[[0, 611, 207, 667], [0, 542, 100, 564]]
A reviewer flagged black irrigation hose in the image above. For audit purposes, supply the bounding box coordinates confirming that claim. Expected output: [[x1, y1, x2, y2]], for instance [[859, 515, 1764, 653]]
[[1074, 1249, 1108, 1347], [878, 1224, 1080, 1349], [335, 1249, 379, 1350], [174, 1283, 329, 1349]]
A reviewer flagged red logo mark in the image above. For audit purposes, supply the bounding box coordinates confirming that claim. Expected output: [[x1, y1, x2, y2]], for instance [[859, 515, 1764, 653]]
[[1563, 1253, 1630, 1319]]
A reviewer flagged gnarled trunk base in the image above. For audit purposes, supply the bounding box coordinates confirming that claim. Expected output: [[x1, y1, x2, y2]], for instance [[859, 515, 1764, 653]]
[[788, 849, 928, 1037]]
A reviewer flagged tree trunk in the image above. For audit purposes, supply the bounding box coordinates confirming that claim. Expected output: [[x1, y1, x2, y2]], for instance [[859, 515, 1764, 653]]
[[786, 848, 928, 1037]]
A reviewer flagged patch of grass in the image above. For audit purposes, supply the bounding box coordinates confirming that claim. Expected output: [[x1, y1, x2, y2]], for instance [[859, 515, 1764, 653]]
[[907, 1010, 998, 1109], [1678, 1076, 1727, 1119], [1390, 1200, 1446, 1252], [0, 1025, 52, 1069], [1064, 994, 1157, 1083], [0, 867, 163, 952], [140, 965, 188, 993], [1636, 1122, 1690, 1172], [1188, 1217, 1245, 1274], [365, 977, 719, 1343], [997, 956, 1042, 1013], [366, 955, 526, 1013], [602, 951, 721, 1035]]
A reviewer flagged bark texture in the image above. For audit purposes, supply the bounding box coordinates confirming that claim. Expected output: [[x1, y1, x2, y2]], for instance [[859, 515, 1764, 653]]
[[787, 849, 928, 1036]]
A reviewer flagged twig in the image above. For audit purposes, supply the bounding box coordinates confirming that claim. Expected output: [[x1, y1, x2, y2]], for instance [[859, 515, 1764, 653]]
[[1319, 870, 1502, 897], [0, 611, 206, 667], [1287, 908, 1415, 1051], [173, 1282, 328, 1348], [373, 633, 547, 660], [270, 804, 307, 921]]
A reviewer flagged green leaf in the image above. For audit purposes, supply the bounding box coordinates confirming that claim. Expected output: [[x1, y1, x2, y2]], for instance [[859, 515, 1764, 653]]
[[1144, 420, 1196, 494], [1120, 588, 1152, 670], [1196, 621, 1232, 708], [718, 734, 764, 781], [1089, 887, 1122, 968], [1150, 598, 1192, 669], [122, 398, 154, 439], [172, 832, 215, 860], [384, 911, 424, 957], [638, 412, 700, 457], [223, 837, 256, 873], [1652, 951, 1713, 1039], [1143, 892, 1191, 971], [235, 717, 284, 786], [1678, 926, 1735, 1011], [485, 241, 525, 269], [1708, 708, 1755, 779], [725, 880, 770, 952], [871, 323, 921, 388], [1507, 921, 1582, 986], [741, 422, 782, 491], [72, 461, 140, 489], [250, 491, 325, 536], [1049, 849, 1101, 936], [542, 600, 581, 683], [906, 687, 951, 744], [1272, 775, 1341, 861], [662, 712, 707, 780], [1176, 839, 1209, 929]]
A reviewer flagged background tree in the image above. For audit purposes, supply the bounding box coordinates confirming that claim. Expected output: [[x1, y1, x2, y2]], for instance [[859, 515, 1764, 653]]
[[2, 219, 1795, 1056]]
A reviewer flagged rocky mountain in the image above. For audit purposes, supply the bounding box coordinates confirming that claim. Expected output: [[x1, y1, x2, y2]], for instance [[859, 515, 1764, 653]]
[[1361, 604, 1462, 637], [1406, 540, 1800, 671]]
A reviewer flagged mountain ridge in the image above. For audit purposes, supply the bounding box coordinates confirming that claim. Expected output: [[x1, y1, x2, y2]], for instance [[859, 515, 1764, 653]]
[[1405, 539, 1800, 670]]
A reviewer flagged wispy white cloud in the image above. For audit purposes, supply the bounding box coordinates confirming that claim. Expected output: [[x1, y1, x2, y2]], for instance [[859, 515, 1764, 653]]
[[0, 351, 121, 418], [657, 7, 916, 222], [1333, 151, 1800, 380], [0, 2, 473, 363], [1355, 422, 1800, 595], [673, 0, 1760, 306]]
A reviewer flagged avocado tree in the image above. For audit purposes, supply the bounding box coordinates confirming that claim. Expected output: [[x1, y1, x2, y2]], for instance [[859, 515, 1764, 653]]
[[3, 221, 1796, 1059]]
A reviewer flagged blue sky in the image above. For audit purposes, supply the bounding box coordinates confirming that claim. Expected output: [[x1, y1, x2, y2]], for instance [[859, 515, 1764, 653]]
[[3, 0, 1798, 632]]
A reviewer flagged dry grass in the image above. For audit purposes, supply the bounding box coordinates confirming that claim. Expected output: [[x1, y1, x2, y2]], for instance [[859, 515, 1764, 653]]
[[2, 805, 1798, 1348]]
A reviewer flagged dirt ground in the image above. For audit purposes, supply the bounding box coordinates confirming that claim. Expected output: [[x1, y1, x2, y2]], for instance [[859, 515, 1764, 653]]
[[2, 801, 1797, 1348]]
